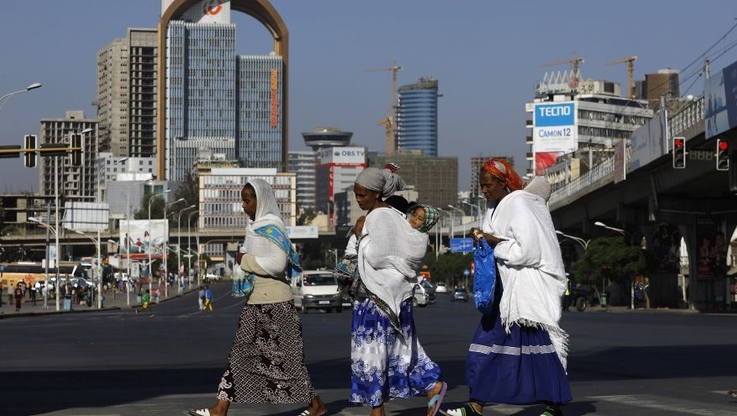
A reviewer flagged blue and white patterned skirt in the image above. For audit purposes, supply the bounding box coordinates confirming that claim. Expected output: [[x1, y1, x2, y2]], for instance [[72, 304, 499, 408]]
[[350, 297, 442, 407], [465, 281, 572, 405]]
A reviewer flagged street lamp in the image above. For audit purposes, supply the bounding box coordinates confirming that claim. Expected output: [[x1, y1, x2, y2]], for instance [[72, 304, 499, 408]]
[[148, 189, 171, 295], [187, 210, 199, 288], [448, 205, 465, 239], [437, 208, 451, 253], [177, 205, 196, 293], [29, 217, 58, 310], [555, 230, 590, 250], [0, 82, 42, 114], [75, 230, 103, 309], [162, 197, 185, 297], [461, 201, 479, 222], [595, 221, 646, 310]]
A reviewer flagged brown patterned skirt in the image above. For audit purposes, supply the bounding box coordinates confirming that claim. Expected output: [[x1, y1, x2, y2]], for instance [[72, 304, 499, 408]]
[[216, 301, 318, 404]]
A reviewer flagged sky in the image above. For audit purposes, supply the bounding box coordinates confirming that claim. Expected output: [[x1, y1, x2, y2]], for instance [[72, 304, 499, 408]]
[[2, 1, 737, 194]]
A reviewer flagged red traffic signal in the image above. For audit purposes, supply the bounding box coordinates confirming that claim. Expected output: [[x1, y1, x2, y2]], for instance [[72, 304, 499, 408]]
[[716, 138, 730, 171], [672, 136, 686, 169]]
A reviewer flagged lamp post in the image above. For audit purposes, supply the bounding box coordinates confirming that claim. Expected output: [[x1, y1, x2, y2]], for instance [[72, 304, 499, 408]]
[[162, 198, 185, 297], [437, 208, 451, 253], [595, 221, 642, 310], [448, 205, 465, 239], [177, 205, 196, 293], [555, 230, 590, 251], [75, 230, 102, 308], [461, 201, 479, 222], [29, 217, 58, 310], [0, 82, 42, 114], [148, 189, 171, 295], [187, 210, 199, 289]]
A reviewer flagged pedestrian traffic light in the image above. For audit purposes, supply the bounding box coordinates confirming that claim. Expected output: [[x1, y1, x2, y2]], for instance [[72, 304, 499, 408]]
[[672, 136, 686, 169], [24, 134, 37, 168], [716, 138, 730, 171], [70, 133, 82, 166]]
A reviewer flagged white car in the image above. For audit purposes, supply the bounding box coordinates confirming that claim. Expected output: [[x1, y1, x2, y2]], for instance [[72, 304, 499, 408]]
[[435, 282, 448, 294]]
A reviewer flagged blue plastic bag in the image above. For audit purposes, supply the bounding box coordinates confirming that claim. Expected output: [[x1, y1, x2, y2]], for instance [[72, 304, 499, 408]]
[[473, 238, 497, 315]]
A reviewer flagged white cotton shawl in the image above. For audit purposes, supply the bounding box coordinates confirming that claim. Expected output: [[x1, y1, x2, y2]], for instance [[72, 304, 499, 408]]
[[486, 190, 570, 369], [358, 207, 428, 317], [243, 179, 288, 278]]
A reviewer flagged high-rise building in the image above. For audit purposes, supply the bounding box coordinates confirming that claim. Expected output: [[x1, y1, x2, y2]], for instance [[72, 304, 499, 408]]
[[96, 28, 158, 158], [38, 112, 99, 202], [396, 77, 439, 156], [528, 71, 654, 187], [288, 151, 318, 210], [371, 153, 458, 209], [316, 147, 367, 227]]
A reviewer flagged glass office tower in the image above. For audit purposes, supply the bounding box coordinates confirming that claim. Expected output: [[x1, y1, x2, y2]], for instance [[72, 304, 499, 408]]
[[396, 77, 439, 157]]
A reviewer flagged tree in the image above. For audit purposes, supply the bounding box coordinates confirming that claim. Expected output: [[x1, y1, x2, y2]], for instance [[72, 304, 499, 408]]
[[572, 236, 647, 299], [297, 207, 317, 226]]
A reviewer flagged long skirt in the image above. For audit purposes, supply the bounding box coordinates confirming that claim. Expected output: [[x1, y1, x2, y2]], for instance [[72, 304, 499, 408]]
[[465, 279, 572, 405], [350, 297, 441, 407], [216, 301, 318, 404]]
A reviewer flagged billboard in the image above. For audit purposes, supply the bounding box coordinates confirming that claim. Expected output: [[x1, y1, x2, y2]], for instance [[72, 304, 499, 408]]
[[629, 111, 666, 170], [118, 219, 170, 260], [319, 147, 366, 165], [178, 0, 231, 24], [705, 59, 737, 139], [533, 102, 577, 174]]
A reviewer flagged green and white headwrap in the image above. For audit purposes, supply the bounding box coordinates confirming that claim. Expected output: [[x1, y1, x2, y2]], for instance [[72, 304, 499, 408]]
[[410, 204, 439, 233]]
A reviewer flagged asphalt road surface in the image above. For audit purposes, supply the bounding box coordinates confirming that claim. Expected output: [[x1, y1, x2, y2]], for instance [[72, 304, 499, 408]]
[[2, 281, 737, 415]]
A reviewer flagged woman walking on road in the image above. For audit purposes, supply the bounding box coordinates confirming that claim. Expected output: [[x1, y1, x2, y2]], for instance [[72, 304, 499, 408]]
[[350, 167, 447, 416], [444, 159, 571, 416], [187, 178, 326, 416]]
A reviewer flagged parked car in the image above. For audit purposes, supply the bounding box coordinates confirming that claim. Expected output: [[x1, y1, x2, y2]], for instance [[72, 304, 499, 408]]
[[435, 281, 448, 294], [450, 287, 469, 302]]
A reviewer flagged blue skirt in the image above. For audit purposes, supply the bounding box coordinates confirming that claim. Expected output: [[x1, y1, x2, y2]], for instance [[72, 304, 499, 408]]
[[350, 297, 442, 407], [466, 280, 572, 405]]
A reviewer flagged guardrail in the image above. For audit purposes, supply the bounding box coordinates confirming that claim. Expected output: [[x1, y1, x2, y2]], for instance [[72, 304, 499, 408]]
[[549, 97, 705, 209]]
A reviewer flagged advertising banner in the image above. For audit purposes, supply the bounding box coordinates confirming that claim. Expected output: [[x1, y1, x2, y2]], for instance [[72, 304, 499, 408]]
[[705, 59, 737, 139], [118, 219, 169, 260], [533, 102, 577, 174]]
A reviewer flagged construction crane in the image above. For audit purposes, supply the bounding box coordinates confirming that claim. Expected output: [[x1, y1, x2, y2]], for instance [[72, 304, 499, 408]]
[[541, 52, 585, 89], [364, 59, 403, 156], [606, 56, 638, 99]]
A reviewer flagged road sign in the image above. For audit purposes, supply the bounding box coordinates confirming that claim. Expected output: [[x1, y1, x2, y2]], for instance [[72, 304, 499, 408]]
[[450, 238, 474, 253], [463, 269, 470, 277]]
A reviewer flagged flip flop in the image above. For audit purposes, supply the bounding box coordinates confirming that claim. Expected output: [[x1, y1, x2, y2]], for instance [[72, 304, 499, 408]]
[[185, 408, 210, 416], [427, 381, 448, 416]]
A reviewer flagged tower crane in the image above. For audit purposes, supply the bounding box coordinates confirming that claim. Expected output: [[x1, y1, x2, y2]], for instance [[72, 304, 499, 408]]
[[606, 56, 638, 99], [541, 52, 585, 89], [364, 59, 403, 156]]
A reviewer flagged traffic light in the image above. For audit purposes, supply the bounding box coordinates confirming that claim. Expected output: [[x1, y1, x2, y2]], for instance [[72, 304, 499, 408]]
[[70, 133, 82, 166], [716, 138, 730, 171], [672, 136, 686, 169], [24, 134, 37, 168]]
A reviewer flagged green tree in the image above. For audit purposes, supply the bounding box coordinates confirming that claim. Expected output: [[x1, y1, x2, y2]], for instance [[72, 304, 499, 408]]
[[297, 207, 317, 226], [572, 236, 647, 294], [424, 251, 474, 287]]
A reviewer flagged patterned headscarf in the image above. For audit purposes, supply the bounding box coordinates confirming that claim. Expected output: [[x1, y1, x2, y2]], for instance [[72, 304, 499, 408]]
[[409, 204, 440, 233], [355, 167, 406, 199], [481, 158, 523, 192]]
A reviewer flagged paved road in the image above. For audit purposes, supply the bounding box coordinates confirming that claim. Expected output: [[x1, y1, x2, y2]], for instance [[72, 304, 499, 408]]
[[2, 282, 737, 415]]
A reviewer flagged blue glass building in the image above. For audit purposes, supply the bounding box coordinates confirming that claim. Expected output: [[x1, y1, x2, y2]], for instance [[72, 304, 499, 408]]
[[166, 21, 283, 182], [396, 77, 439, 156]]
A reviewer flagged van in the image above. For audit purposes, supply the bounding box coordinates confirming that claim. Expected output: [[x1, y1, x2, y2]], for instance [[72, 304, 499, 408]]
[[412, 278, 436, 307], [291, 270, 342, 314]]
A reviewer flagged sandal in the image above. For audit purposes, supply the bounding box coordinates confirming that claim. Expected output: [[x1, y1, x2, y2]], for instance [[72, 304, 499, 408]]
[[427, 381, 448, 416], [442, 403, 482, 416], [186, 409, 211, 416]]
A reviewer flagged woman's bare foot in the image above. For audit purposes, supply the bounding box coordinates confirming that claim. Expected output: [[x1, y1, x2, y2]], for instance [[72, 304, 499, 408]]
[[305, 395, 328, 416], [370, 404, 386, 416]]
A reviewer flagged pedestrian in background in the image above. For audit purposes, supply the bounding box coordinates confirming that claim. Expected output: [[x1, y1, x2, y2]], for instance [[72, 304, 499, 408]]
[[136, 289, 154, 317], [198, 286, 205, 311], [203, 286, 213, 311], [14, 283, 24, 312]]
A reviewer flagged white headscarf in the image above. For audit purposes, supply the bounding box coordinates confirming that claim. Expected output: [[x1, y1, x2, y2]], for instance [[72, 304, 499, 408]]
[[247, 178, 282, 230]]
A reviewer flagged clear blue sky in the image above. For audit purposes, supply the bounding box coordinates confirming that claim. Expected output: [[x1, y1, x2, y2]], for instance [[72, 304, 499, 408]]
[[1, 1, 736, 193]]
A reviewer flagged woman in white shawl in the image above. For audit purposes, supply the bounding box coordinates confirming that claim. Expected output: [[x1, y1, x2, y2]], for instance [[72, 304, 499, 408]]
[[351, 167, 447, 416], [188, 179, 327, 416], [445, 160, 572, 416]]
